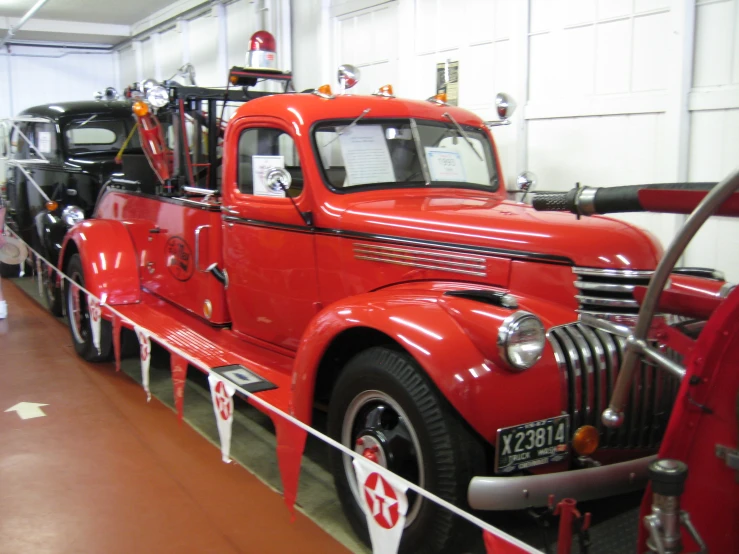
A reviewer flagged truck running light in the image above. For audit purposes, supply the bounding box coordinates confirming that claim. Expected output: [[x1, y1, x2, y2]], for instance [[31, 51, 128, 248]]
[[247, 30, 277, 70], [374, 84, 394, 97], [572, 425, 599, 456], [45, 200, 58, 211], [317, 84, 333, 96], [132, 101, 149, 117]]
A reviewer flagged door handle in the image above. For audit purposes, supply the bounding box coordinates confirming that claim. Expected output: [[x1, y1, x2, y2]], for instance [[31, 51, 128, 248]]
[[222, 205, 238, 215], [194, 224, 211, 272]]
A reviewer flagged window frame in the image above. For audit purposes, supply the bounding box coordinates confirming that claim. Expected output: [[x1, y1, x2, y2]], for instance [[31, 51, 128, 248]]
[[235, 125, 304, 199]]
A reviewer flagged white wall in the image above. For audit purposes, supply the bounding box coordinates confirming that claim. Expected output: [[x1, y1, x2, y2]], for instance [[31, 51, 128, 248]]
[[0, 46, 117, 119], [291, 0, 739, 280], [115, 0, 287, 90]]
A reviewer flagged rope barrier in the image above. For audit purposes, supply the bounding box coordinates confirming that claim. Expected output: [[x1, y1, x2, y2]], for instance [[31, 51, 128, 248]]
[[2, 228, 541, 554]]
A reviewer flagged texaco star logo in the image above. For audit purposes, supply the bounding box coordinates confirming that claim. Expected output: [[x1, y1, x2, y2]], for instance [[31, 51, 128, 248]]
[[363, 472, 400, 529], [88, 296, 101, 323], [214, 380, 232, 421], [135, 329, 150, 361]]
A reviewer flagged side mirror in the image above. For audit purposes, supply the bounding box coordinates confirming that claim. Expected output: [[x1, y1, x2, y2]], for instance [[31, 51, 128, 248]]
[[510, 171, 536, 203], [337, 64, 360, 93], [265, 167, 292, 194], [485, 93, 517, 128]]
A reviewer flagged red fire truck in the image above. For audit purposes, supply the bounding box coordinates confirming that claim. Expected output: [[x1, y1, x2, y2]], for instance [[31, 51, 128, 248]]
[[56, 53, 728, 552]]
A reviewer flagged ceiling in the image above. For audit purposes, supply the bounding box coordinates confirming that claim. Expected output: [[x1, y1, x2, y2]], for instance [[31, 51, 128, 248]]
[[0, 0, 184, 47]]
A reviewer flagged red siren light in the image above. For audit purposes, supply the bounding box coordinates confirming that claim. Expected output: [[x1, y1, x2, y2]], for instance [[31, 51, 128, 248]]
[[247, 30, 278, 70]]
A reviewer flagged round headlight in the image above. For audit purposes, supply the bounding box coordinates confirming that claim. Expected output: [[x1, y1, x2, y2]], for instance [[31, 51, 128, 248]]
[[497, 311, 546, 371], [61, 205, 85, 227], [146, 85, 169, 108]]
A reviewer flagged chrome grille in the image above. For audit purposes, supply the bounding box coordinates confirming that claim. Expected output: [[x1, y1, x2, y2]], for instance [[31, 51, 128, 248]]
[[573, 267, 653, 318], [548, 322, 680, 449]]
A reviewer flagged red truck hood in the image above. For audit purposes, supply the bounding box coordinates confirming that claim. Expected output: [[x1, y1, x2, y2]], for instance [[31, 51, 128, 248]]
[[338, 192, 663, 269]]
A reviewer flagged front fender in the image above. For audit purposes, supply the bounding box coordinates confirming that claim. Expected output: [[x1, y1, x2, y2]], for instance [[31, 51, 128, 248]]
[[292, 285, 563, 442], [59, 219, 140, 305], [34, 211, 66, 263]]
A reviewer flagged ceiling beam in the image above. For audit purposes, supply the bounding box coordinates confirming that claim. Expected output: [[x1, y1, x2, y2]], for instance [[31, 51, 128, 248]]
[[0, 17, 131, 38]]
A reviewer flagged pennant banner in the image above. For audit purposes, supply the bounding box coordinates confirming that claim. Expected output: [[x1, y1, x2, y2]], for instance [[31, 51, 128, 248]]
[[87, 294, 102, 355], [134, 325, 151, 401], [170, 352, 187, 421], [207, 375, 236, 463], [353, 458, 409, 554], [274, 418, 307, 519], [483, 530, 532, 554]]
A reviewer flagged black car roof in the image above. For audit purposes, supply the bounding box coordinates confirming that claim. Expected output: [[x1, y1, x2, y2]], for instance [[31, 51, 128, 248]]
[[19, 100, 134, 122]]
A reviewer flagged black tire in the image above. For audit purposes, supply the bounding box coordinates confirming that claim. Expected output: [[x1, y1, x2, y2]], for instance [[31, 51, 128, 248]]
[[65, 253, 112, 362], [0, 262, 20, 278], [31, 233, 63, 317], [328, 346, 486, 554]]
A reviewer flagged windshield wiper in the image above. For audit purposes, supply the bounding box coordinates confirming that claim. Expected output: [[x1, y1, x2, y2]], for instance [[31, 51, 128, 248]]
[[442, 112, 483, 161], [324, 108, 371, 146]]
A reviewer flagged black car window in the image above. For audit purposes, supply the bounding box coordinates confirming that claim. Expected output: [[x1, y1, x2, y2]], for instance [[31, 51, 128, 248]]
[[64, 118, 140, 155], [31, 122, 59, 162]]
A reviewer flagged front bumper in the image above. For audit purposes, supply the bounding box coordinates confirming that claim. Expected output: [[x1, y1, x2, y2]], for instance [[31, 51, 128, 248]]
[[468, 455, 655, 510]]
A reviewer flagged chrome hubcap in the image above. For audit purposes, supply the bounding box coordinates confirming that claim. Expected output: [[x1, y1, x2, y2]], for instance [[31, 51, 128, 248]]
[[341, 390, 425, 526]]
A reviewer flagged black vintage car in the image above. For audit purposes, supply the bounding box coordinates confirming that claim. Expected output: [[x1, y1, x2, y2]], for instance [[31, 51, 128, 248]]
[[1, 100, 152, 313]]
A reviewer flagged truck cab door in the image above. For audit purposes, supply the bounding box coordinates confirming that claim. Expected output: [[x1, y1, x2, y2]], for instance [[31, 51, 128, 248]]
[[222, 118, 318, 352]]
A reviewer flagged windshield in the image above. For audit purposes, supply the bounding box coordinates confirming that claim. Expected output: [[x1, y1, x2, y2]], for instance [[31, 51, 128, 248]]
[[64, 117, 141, 155], [313, 118, 498, 192]]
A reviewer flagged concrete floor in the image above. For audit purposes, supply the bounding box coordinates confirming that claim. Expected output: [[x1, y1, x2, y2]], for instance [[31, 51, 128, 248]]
[[2, 275, 644, 554], [0, 281, 350, 554]]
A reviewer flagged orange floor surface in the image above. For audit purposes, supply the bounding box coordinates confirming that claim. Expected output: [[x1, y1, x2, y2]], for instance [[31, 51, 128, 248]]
[[0, 280, 349, 554]]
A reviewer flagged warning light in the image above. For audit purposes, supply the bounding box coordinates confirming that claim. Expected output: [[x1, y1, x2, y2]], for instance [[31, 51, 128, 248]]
[[427, 92, 448, 105], [572, 425, 599, 456], [132, 101, 149, 117], [317, 84, 333, 96], [246, 30, 277, 70], [374, 84, 394, 97], [45, 200, 58, 211]]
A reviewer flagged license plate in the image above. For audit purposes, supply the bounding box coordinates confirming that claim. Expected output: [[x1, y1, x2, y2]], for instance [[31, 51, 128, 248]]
[[495, 415, 570, 473]]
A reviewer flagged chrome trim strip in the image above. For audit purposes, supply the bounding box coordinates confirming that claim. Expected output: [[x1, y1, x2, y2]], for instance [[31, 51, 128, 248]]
[[564, 326, 595, 424], [579, 314, 632, 337], [574, 281, 636, 293], [468, 455, 655, 510], [353, 243, 488, 277], [549, 328, 582, 429], [573, 267, 654, 278], [575, 295, 640, 308], [577, 324, 607, 433]]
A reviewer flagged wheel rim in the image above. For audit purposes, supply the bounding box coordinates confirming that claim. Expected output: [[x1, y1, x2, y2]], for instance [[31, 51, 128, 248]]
[[67, 270, 88, 344], [341, 390, 425, 527]]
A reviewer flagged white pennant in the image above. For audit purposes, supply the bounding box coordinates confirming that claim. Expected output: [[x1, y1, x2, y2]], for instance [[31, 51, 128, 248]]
[[134, 325, 152, 401], [36, 257, 43, 297], [87, 294, 102, 355], [353, 458, 409, 554], [207, 375, 236, 463]]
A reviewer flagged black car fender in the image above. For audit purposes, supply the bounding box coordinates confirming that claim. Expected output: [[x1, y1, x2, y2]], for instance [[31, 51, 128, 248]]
[[33, 210, 67, 263]]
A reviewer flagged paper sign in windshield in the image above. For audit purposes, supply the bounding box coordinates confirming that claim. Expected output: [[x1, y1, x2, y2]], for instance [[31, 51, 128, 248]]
[[252, 155, 286, 197], [338, 124, 396, 186], [426, 148, 466, 182], [37, 131, 52, 154]]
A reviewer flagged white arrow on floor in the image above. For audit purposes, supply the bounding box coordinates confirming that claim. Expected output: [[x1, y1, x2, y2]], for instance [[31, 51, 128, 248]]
[[5, 402, 49, 420]]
